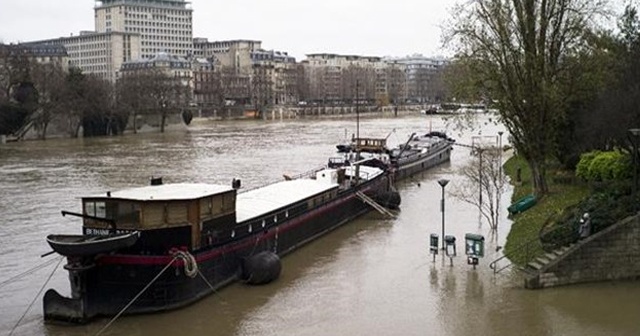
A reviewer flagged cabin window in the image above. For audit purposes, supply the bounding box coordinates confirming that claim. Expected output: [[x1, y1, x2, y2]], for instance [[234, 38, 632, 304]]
[[85, 202, 95, 216], [285, 210, 289, 218], [85, 201, 107, 218], [274, 215, 278, 223], [262, 220, 266, 228]]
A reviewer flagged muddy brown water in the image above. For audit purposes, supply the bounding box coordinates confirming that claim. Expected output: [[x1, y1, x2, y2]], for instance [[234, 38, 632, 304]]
[[1, 115, 639, 336]]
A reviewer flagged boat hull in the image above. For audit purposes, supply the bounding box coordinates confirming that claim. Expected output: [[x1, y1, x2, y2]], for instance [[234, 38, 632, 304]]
[[393, 144, 452, 180], [44, 177, 389, 323]]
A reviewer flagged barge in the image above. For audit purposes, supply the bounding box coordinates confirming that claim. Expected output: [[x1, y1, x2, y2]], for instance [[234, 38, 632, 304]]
[[44, 163, 398, 323], [334, 131, 455, 180]]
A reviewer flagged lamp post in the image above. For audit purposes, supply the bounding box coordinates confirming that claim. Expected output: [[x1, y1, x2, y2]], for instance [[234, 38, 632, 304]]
[[497, 131, 504, 229], [629, 128, 640, 212], [438, 179, 450, 250]]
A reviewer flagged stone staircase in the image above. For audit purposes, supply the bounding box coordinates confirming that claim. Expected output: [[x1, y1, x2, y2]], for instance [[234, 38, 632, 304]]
[[523, 244, 574, 274], [522, 244, 577, 288]]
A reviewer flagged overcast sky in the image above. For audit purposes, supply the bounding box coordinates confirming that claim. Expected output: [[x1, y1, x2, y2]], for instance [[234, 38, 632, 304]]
[[0, 0, 454, 60]]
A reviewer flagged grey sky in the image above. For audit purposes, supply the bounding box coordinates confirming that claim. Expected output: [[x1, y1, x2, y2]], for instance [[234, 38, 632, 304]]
[[0, 0, 453, 60]]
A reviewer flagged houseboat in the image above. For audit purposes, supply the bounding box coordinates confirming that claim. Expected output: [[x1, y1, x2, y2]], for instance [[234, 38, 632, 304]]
[[44, 163, 398, 323], [333, 131, 455, 180]]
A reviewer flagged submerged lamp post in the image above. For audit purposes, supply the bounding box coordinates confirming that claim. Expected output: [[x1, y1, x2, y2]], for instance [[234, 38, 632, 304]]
[[438, 179, 450, 250]]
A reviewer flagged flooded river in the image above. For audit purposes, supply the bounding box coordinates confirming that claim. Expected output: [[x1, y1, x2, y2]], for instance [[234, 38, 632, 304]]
[[1, 114, 639, 335]]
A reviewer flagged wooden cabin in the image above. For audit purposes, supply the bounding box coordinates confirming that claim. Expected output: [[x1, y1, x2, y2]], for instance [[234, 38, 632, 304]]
[[80, 183, 237, 253], [354, 138, 387, 153]]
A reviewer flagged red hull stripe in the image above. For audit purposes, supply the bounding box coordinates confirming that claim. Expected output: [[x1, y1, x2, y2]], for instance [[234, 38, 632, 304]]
[[98, 186, 376, 266]]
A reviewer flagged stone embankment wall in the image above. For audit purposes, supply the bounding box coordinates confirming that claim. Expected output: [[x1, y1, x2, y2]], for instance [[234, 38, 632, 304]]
[[526, 215, 640, 289], [4, 104, 426, 142]]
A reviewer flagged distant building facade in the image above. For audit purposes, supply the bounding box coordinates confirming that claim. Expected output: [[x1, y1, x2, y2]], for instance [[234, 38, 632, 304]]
[[0, 43, 70, 72], [193, 38, 262, 74], [390, 54, 448, 103], [26, 31, 140, 82], [251, 49, 297, 106], [94, 0, 193, 59]]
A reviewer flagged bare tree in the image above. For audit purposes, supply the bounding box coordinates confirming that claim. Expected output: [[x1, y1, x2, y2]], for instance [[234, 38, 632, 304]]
[[451, 146, 507, 230], [118, 68, 191, 133], [30, 62, 66, 139]]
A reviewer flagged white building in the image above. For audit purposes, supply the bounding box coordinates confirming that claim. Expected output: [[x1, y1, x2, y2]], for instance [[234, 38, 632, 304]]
[[95, 0, 193, 59], [193, 39, 262, 74], [26, 31, 141, 83]]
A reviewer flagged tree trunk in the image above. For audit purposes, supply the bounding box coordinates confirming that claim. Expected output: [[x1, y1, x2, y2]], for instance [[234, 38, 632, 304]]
[[528, 159, 548, 196], [40, 122, 49, 140], [160, 112, 166, 133], [132, 112, 137, 134]]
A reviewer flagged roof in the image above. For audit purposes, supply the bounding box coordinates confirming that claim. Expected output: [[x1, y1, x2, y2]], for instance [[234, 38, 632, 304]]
[[86, 183, 234, 201], [236, 179, 338, 222]]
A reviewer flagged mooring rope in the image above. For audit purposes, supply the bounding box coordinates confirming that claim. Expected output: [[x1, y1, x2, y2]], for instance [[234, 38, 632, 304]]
[[173, 250, 198, 278], [0, 255, 62, 289], [8, 256, 63, 336], [94, 255, 179, 336]]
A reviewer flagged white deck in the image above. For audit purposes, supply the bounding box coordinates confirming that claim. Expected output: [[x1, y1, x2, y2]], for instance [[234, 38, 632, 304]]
[[236, 179, 338, 222], [236, 166, 383, 222], [87, 183, 234, 201]]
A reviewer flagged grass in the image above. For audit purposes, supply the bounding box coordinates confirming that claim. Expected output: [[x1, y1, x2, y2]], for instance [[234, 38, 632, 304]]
[[503, 156, 590, 266]]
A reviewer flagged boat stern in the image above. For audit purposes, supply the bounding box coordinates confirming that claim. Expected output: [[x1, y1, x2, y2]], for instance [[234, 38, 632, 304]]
[[43, 289, 93, 324]]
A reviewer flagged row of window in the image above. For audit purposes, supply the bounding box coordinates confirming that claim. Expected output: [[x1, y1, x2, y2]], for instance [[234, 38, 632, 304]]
[[125, 12, 192, 23], [123, 7, 190, 16], [123, 20, 192, 30]]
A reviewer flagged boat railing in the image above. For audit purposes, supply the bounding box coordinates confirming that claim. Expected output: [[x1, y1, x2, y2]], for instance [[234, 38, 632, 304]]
[[286, 165, 327, 180], [239, 165, 328, 194]]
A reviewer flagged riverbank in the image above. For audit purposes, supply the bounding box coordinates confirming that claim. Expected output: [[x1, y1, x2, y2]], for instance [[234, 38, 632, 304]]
[[503, 156, 589, 265], [3, 106, 422, 143]]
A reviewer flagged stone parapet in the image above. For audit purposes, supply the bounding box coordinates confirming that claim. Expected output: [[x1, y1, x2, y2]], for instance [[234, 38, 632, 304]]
[[525, 215, 640, 289]]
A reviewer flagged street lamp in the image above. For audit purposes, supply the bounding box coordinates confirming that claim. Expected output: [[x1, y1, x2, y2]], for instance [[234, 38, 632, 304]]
[[438, 179, 450, 250], [497, 131, 504, 229]]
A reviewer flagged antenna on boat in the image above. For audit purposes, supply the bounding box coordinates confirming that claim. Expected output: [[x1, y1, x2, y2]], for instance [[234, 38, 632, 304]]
[[355, 79, 361, 182], [355, 80, 360, 157]]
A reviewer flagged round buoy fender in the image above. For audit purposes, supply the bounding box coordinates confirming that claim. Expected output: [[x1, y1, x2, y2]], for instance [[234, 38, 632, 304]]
[[241, 251, 282, 285]]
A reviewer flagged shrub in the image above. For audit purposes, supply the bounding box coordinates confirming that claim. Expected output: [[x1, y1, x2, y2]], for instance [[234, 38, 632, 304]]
[[576, 150, 631, 182], [575, 151, 600, 180]]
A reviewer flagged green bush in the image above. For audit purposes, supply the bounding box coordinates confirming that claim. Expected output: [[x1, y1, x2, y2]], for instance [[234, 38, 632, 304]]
[[576, 151, 631, 182], [575, 151, 600, 180]]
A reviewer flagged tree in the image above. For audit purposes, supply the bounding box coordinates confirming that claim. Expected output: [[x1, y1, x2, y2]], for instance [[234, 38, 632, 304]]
[[445, 0, 608, 196], [116, 71, 154, 133], [118, 68, 191, 133], [452, 145, 507, 230], [30, 62, 67, 139]]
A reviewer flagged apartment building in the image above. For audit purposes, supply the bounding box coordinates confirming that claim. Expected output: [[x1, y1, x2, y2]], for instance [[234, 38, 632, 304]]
[[251, 49, 297, 105], [27, 31, 141, 82], [303, 53, 386, 103], [193, 38, 262, 74], [391, 54, 448, 103], [95, 0, 193, 59], [1, 43, 69, 72]]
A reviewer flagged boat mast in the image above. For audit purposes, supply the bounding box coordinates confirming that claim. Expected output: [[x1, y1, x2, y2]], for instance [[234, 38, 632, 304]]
[[355, 79, 361, 183], [356, 79, 360, 147]]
